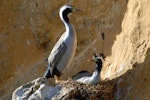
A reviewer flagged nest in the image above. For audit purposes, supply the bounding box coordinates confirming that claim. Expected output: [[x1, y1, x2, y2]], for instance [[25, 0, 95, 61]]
[[58, 79, 116, 100]]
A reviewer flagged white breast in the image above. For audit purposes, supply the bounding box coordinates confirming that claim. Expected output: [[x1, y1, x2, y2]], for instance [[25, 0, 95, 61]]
[[57, 23, 77, 73], [76, 71, 100, 84]]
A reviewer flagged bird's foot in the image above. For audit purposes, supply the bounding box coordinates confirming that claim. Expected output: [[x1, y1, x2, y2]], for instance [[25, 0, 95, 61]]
[[54, 76, 64, 84]]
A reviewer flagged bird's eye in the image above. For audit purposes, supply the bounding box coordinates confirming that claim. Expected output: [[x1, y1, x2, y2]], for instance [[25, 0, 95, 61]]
[[94, 58, 98, 62], [70, 7, 75, 11]]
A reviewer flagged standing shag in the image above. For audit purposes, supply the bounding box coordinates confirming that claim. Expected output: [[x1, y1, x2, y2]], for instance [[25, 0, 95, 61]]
[[72, 53, 104, 84], [44, 5, 79, 79]]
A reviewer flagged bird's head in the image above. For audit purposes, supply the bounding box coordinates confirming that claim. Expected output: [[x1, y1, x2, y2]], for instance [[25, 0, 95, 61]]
[[60, 5, 80, 14], [88, 53, 102, 62], [59, 5, 81, 23], [87, 53, 104, 73], [92, 53, 102, 64]]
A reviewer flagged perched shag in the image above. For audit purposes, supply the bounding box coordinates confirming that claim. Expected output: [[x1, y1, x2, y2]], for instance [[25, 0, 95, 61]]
[[73, 53, 104, 84], [44, 5, 80, 79]]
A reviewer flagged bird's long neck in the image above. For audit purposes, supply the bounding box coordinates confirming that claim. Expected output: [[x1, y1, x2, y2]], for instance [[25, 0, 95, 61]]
[[92, 63, 102, 77], [91, 70, 99, 77], [95, 61, 102, 73], [90, 63, 102, 78], [60, 10, 70, 25], [90, 60, 103, 81], [61, 15, 73, 33], [59, 10, 76, 42], [62, 12, 70, 23], [61, 17, 76, 40], [60, 10, 72, 31], [64, 22, 74, 35], [95, 59, 103, 73]]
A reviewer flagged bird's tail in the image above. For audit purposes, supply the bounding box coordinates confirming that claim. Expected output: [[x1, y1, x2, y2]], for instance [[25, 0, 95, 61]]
[[44, 65, 53, 78]]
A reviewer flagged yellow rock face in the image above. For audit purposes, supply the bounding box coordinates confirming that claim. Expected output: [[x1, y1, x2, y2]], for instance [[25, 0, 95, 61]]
[[2, 0, 150, 99], [101, 0, 150, 99]]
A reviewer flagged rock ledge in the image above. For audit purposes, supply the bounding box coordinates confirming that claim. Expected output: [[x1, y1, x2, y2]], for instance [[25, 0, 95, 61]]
[[12, 78, 115, 100]]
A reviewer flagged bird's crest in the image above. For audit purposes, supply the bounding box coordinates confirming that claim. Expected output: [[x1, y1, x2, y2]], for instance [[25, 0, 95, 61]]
[[93, 53, 106, 61]]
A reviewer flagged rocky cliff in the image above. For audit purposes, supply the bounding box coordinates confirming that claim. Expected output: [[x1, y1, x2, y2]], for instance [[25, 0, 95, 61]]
[[102, 0, 150, 99], [0, 0, 150, 99]]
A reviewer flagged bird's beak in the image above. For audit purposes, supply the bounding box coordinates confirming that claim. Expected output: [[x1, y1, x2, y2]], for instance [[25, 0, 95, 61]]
[[74, 8, 82, 12], [72, 7, 83, 12], [74, 8, 86, 15]]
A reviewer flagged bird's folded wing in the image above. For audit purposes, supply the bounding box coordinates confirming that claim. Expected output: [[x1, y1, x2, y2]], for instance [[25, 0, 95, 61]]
[[48, 36, 67, 71], [72, 71, 92, 80]]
